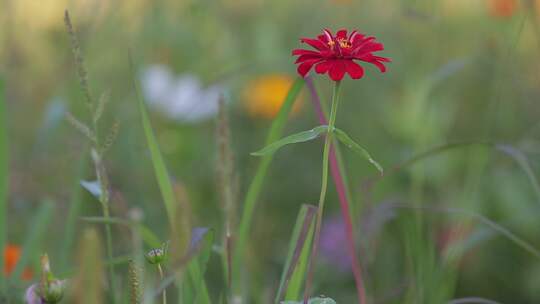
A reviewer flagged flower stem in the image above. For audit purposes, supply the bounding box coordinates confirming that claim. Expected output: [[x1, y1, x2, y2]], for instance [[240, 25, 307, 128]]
[[303, 80, 341, 303], [102, 203, 116, 293], [306, 77, 367, 304], [157, 263, 167, 304]]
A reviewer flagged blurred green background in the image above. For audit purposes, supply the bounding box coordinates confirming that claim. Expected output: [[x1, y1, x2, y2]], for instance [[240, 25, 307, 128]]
[[2, 0, 540, 303]]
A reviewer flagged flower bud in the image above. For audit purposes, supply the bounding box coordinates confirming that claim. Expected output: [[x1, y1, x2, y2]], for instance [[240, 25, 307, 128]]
[[33, 254, 66, 304], [145, 248, 166, 265], [39, 279, 66, 303]]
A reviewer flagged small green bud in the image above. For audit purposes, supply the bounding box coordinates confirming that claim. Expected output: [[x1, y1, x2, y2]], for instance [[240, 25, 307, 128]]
[[37, 254, 66, 304], [145, 248, 166, 265], [145, 242, 169, 265], [39, 279, 66, 303]]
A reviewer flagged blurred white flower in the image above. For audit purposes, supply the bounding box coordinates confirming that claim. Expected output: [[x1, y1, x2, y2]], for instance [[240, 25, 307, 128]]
[[141, 65, 225, 123]]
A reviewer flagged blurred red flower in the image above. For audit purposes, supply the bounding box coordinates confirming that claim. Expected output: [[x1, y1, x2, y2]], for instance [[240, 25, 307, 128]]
[[292, 29, 390, 81], [488, 0, 517, 17], [4, 244, 33, 281]]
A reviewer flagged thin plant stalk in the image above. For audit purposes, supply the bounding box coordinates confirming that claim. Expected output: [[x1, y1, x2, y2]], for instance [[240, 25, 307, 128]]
[[64, 10, 116, 301], [157, 264, 167, 304], [306, 77, 367, 304], [303, 81, 341, 303]]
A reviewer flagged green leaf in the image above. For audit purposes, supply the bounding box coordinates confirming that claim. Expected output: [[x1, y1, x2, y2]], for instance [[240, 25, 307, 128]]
[[275, 205, 317, 303], [251, 126, 328, 156], [130, 56, 176, 229], [334, 128, 383, 174], [234, 78, 304, 293], [281, 297, 337, 304]]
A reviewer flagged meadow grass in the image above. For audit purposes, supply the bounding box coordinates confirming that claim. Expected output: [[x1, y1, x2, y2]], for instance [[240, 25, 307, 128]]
[[3, 1, 540, 304]]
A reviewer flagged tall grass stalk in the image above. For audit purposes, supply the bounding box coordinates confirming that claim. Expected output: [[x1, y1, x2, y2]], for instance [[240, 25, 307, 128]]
[[216, 98, 237, 290], [303, 81, 347, 303], [64, 10, 117, 301]]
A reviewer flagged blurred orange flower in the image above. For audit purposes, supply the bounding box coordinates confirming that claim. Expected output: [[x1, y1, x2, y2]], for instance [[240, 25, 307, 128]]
[[4, 244, 33, 280], [242, 74, 303, 119], [488, 0, 517, 17]]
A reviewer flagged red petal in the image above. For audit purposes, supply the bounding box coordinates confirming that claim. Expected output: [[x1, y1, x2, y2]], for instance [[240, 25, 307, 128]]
[[317, 34, 330, 43], [297, 59, 322, 77], [373, 55, 391, 62], [348, 30, 360, 41], [295, 54, 322, 64], [345, 61, 365, 79], [329, 60, 346, 81], [315, 60, 334, 74], [356, 55, 388, 72], [323, 29, 334, 42], [292, 49, 321, 56], [336, 29, 348, 39], [371, 60, 387, 72], [301, 38, 328, 51], [352, 36, 374, 48]]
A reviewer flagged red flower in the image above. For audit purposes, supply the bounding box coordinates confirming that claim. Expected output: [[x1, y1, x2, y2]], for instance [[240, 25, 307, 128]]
[[4, 244, 33, 280], [292, 29, 390, 81]]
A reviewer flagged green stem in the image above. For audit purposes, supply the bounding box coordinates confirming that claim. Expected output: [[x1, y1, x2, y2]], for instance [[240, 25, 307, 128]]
[[93, 137, 116, 302], [102, 203, 116, 299], [303, 81, 341, 302], [158, 263, 167, 304]]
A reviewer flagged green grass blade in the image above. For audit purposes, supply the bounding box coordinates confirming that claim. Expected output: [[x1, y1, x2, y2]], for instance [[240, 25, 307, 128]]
[[275, 204, 317, 303], [234, 78, 304, 293], [334, 128, 383, 174], [184, 228, 214, 304], [495, 144, 540, 203], [0, 78, 6, 291], [154, 228, 214, 302], [251, 126, 328, 156], [130, 57, 176, 228], [398, 205, 540, 260], [11, 200, 54, 281]]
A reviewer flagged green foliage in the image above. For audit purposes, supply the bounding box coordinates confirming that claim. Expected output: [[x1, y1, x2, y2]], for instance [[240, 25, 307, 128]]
[[134, 78, 177, 229], [11, 200, 54, 281], [251, 126, 328, 156], [234, 78, 304, 294], [182, 228, 214, 304], [281, 297, 337, 304], [7, 2, 540, 303], [275, 204, 317, 303], [333, 128, 383, 174]]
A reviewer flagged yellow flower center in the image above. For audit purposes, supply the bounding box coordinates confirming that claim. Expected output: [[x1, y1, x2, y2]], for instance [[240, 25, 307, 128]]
[[337, 38, 352, 48]]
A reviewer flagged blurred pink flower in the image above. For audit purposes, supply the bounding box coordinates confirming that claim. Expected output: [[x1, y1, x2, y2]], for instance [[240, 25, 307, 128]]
[[320, 215, 351, 271]]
